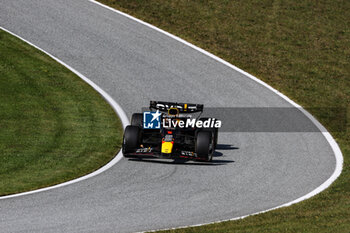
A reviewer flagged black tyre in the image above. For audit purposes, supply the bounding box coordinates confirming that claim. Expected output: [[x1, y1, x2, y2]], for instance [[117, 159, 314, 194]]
[[131, 113, 143, 128], [196, 131, 213, 162], [122, 125, 141, 156], [213, 127, 218, 147], [199, 117, 218, 148]]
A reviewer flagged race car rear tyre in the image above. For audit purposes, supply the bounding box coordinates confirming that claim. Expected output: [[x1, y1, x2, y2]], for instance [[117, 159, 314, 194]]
[[201, 128, 218, 149], [131, 113, 143, 128], [199, 118, 218, 148], [196, 131, 213, 162], [123, 125, 141, 156]]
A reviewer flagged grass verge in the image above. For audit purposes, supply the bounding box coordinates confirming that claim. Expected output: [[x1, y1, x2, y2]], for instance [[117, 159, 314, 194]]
[[97, 0, 349, 232], [0, 29, 122, 196]]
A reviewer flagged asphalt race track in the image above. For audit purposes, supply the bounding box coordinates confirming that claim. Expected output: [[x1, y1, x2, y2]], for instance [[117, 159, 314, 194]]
[[0, 0, 338, 232]]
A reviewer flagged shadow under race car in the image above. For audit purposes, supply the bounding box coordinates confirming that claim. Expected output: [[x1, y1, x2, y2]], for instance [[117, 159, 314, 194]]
[[122, 101, 219, 162]]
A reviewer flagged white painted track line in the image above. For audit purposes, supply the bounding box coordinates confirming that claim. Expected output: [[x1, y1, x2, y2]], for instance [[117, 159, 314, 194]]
[[0, 26, 129, 200], [87, 0, 343, 231]]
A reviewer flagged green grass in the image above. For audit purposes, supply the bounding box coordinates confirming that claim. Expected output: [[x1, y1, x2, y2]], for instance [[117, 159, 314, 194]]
[[97, 0, 350, 232], [0, 29, 123, 196]]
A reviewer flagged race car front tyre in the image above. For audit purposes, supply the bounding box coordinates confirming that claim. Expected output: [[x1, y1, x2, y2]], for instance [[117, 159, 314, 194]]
[[122, 125, 141, 156], [131, 113, 143, 128], [196, 131, 213, 162]]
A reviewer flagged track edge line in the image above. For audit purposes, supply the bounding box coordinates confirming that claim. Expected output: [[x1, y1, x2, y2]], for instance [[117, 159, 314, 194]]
[[0, 26, 129, 200], [87, 1, 343, 232]]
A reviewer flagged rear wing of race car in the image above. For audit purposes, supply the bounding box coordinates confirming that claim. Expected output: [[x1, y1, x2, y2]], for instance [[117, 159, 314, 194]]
[[150, 101, 204, 113]]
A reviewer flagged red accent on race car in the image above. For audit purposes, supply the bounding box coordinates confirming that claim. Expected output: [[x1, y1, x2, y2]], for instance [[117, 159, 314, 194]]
[[162, 140, 174, 144], [129, 152, 155, 156], [180, 155, 202, 160]]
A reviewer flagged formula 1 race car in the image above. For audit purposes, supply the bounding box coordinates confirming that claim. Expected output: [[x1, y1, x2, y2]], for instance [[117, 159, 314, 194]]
[[122, 101, 219, 161]]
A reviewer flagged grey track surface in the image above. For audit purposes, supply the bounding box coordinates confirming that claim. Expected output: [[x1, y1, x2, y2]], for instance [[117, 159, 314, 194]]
[[0, 0, 336, 232]]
